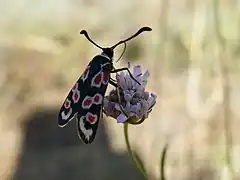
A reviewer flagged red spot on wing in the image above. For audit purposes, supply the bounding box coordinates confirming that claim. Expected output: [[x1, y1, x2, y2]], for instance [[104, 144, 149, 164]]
[[73, 92, 79, 101], [65, 101, 70, 108], [81, 66, 90, 82], [84, 98, 92, 106], [64, 99, 71, 109], [89, 115, 95, 122], [72, 83, 78, 90], [87, 113, 97, 123], [94, 73, 102, 85], [102, 72, 109, 84], [83, 67, 89, 78], [94, 95, 100, 103]]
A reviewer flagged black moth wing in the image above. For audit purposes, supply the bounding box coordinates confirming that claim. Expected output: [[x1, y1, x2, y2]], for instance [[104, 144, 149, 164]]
[[58, 64, 91, 128], [58, 55, 112, 144]]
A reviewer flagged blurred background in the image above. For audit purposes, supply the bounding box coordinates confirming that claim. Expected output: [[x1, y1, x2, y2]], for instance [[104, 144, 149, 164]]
[[0, 0, 240, 179]]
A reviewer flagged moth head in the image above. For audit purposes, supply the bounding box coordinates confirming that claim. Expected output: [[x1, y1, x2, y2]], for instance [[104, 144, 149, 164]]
[[102, 48, 114, 60]]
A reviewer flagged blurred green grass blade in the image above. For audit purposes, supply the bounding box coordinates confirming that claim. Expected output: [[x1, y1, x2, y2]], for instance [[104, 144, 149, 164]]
[[160, 143, 168, 180]]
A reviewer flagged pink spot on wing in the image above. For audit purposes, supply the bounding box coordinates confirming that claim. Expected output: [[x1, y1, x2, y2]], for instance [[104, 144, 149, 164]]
[[64, 99, 71, 109], [87, 113, 97, 124], [94, 95, 100, 103], [72, 83, 78, 91], [81, 66, 90, 82], [82, 96, 93, 109], [94, 73, 102, 85], [93, 93, 102, 104], [84, 98, 92, 106], [102, 72, 109, 84], [89, 115, 95, 122], [74, 93, 79, 101], [84, 67, 89, 77], [72, 90, 80, 103]]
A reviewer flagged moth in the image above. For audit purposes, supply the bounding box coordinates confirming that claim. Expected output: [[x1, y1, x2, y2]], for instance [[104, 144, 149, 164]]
[[58, 27, 152, 144]]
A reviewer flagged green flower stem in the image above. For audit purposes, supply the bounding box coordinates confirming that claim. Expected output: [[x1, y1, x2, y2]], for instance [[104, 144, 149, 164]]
[[124, 123, 148, 179]]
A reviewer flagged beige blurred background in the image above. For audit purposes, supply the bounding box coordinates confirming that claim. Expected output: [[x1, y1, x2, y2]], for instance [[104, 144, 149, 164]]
[[0, 0, 240, 179]]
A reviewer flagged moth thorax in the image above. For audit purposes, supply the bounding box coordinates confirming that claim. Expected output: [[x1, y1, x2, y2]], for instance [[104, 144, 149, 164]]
[[102, 48, 113, 60], [101, 52, 112, 61]]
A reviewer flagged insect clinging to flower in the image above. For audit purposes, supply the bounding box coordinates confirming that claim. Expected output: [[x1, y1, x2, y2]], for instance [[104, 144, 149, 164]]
[[58, 27, 152, 144]]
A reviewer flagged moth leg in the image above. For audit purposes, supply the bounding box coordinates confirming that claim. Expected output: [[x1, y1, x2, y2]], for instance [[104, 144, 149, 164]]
[[109, 79, 117, 87], [110, 67, 140, 85], [110, 77, 117, 82]]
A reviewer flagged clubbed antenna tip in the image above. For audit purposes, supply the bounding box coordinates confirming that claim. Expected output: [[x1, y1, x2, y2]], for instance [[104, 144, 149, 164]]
[[80, 30, 104, 50], [140, 27, 152, 32], [110, 26, 152, 49]]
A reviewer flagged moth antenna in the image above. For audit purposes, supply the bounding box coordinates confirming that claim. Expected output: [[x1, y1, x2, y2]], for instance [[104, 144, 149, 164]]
[[80, 30, 104, 50], [115, 42, 127, 63], [110, 27, 152, 50]]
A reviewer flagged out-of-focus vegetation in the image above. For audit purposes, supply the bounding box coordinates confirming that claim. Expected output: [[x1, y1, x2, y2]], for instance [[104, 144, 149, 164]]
[[0, 0, 240, 179]]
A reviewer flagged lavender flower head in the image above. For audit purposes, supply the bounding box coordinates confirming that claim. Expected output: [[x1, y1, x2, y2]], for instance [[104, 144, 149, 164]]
[[103, 65, 157, 124]]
